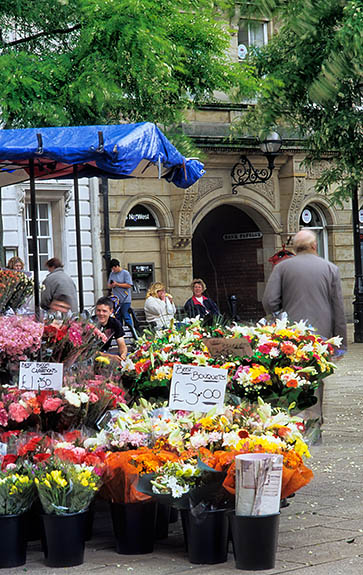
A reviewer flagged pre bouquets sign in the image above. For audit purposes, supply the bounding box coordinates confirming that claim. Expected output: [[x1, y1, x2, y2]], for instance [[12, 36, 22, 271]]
[[19, 362, 63, 391], [169, 364, 227, 411]]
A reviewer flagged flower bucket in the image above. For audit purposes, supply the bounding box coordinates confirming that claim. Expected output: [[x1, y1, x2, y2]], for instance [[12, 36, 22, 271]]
[[169, 506, 178, 523], [0, 513, 27, 568], [85, 501, 95, 542], [155, 503, 170, 540], [110, 501, 157, 554], [182, 508, 229, 565], [41, 511, 87, 567], [229, 513, 280, 570], [25, 498, 43, 541]]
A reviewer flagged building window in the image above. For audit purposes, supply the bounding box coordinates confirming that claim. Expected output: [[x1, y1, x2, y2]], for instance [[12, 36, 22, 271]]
[[299, 205, 328, 259], [238, 20, 268, 60], [26, 203, 53, 271], [125, 204, 158, 228]]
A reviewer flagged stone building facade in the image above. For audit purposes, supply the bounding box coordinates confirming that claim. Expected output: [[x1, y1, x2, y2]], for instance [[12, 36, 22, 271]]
[[103, 113, 355, 322]]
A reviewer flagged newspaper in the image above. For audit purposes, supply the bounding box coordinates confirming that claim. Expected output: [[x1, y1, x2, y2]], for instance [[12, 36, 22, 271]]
[[235, 453, 283, 516]]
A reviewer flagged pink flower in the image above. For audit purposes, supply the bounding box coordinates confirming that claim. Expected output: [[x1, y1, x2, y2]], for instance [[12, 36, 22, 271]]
[[0, 408, 8, 427], [68, 322, 83, 347], [42, 397, 64, 413], [8, 402, 29, 423], [88, 392, 99, 404]]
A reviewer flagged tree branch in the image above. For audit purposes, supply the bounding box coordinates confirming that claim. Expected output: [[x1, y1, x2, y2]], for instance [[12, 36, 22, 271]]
[[3, 23, 81, 47]]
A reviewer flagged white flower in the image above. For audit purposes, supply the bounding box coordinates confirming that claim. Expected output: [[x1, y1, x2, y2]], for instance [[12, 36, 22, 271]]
[[325, 335, 342, 348], [62, 388, 81, 407], [222, 431, 241, 448], [79, 392, 89, 404], [269, 347, 280, 357]]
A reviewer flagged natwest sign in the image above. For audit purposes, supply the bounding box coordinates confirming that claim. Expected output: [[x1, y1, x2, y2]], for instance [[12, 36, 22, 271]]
[[126, 204, 157, 227]]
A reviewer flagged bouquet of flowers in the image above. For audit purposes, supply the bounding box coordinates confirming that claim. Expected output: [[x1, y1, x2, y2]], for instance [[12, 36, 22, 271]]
[[121, 320, 230, 400], [0, 315, 43, 376], [0, 379, 126, 432], [35, 459, 103, 515], [87, 398, 313, 504], [121, 318, 339, 410], [0, 269, 33, 313], [64, 368, 126, 428], [0, 468, 35, 515], [228, 318, 339, 409], [40, 316, 108, 368]]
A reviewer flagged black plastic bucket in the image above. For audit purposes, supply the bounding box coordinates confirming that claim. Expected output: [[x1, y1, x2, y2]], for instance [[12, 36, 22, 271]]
[[0, 513, 27, 568], [42, 511, 87, 567], [110, 501, 157, 554], [229, 513, 280, 570], [182, 508, 229, 564]]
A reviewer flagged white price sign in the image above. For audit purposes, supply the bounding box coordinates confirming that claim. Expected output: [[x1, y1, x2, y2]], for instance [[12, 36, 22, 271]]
[[169, 364, 227, 412], [19, 362, 63, 391]]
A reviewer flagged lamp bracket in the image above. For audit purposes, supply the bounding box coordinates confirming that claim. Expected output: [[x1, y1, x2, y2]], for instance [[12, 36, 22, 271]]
[[231, 154, 276, 194]]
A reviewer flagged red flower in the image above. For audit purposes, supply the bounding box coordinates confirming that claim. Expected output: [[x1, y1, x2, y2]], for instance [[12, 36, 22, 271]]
[[18, 435, 44, 456], [238, 429, 249, 439], [1, 454, 17, 470], [33, 453, 51, 463]]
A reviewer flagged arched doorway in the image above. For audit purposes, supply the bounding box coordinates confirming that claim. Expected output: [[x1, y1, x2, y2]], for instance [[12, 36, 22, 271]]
[[192, 205, 265, 321]]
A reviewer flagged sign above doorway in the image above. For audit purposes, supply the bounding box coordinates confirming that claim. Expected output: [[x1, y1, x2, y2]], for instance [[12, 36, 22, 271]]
[[222, 232, 263, 241]]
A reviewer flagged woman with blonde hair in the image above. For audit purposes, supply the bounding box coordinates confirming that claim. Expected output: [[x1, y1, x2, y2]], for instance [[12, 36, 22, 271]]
[[7, 256, 24, 271], [144, 282, 176, 329]]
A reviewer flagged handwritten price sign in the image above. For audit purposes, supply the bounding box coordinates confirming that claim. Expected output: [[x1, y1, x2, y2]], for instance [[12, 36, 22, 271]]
[[169, 364, 227, 412], [19, 362, 63, 391]]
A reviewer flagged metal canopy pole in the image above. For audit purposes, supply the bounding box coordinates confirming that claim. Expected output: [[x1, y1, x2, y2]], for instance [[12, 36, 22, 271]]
[[100, 176, 111, 277], [73, 164, 84, 312], [352, 184, 363, 342], [29, 158, 40, 317]]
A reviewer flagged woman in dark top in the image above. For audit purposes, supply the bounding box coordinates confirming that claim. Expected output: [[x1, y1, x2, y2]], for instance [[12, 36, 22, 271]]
[[184, 278, 219, 321]]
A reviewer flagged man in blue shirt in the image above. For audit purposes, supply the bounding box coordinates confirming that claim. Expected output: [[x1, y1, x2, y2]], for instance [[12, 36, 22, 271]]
[[107, 258, 135, 333]]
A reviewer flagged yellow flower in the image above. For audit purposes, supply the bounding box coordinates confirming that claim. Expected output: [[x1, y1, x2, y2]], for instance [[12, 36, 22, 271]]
[[43, 479, 51, 489], [95, 356, 110, 365], [50, 470, 68, 488], [81, 479, 89, 487], [294, 438, 311, 458]]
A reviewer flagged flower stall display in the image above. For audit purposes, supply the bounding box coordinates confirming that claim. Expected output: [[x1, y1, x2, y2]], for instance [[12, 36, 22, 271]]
[[0, 269, 33, 314], [121, 318, 339, 410], [87, 398, 313, 504]]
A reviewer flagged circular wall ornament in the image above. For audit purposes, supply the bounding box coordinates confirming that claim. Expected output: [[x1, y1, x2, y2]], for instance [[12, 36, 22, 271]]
[[301, 208, 312, 224]]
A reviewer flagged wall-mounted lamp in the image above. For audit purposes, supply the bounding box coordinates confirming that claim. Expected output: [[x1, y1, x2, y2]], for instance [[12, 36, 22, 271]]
[[231, 132, 282, 194]]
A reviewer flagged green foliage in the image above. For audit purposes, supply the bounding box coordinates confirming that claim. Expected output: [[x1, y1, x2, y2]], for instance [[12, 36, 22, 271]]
[[235, 0, 363, 202], [0, 0, 256, 139]]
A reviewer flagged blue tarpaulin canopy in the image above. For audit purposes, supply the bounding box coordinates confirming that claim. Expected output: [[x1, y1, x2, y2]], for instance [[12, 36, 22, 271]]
[[0, 122, 204, 189], [0, 122, 205, 313]]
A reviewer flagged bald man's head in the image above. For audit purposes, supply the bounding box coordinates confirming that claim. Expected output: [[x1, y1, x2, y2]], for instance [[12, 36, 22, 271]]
[[293, 229, 317, 254]]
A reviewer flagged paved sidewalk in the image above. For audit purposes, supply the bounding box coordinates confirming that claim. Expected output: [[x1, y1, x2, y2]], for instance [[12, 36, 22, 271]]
[[12, 343, 363, 574]]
